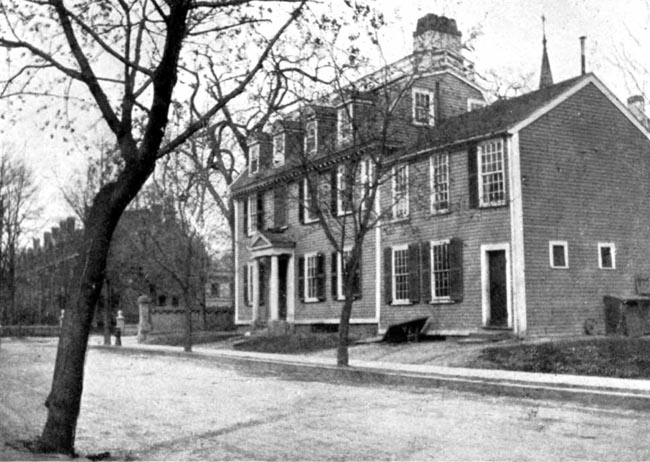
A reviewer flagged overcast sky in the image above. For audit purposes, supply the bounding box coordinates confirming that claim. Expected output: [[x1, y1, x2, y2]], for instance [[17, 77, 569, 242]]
[[3, 0, 649, 239]]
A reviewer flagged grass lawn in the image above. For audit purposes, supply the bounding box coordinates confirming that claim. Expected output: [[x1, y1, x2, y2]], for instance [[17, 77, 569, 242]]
[[233, 333, 352, 354], [470, 337, 650, 379], [143, 330, 238, 346]]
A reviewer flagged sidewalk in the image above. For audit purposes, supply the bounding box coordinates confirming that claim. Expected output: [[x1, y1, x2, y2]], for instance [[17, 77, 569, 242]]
[[94, 336, 650, 411]]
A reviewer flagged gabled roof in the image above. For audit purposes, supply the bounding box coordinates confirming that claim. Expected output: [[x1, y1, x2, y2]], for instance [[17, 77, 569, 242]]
[[415, 73, 650, 152], [415, 74, 586, 149]]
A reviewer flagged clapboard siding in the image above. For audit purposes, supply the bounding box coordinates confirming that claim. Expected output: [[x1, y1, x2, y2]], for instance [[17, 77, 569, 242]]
[[520, 82, 650, 336]]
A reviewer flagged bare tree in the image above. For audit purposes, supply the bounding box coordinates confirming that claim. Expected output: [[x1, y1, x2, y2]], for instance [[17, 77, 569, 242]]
[[0, 0, 324, 453], [0, 146, 38, 324]]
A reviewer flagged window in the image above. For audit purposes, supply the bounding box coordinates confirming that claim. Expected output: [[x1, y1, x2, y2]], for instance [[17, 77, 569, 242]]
[[338, 105, 353, 144], [392, 245, 410, 303], [210, 282, 219, 297], [243, 263, 253, 306], [334, 248, 361, 300], [467, 98, 487, 112], [273, 186, 287, 228], [247, 195, 257, 236], [549, 241, 569, 268], [431, 240, 451, 300], [303, 178, 319, 223], [430, 153, 449, 213], [304, 120, 317, 154], [598, 243, 616, 269], [392, 164, 409, 219], [337, 165, 352, 215], [250, 144, 260, 174], [305, 253, 319, 301], [273, 133, 285, 167], [219, 282, 231, 299], [478, 139, 506, 207], [413, 88, 434, 126]]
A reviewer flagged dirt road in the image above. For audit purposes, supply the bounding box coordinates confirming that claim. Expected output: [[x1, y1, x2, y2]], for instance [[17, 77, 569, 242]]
[[2, 337, 649, 460]]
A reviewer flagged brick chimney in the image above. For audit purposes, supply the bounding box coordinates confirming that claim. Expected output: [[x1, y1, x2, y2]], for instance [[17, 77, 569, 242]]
[[413, 13, 462, 55], [628, 95, 649, 129]]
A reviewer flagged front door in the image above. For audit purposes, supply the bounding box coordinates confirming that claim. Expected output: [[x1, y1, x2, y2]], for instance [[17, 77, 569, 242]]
[[487, 250, 508, 327]]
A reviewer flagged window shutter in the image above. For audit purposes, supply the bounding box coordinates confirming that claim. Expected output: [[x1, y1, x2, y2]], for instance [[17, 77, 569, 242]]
[[330, 169, 338, 216], [258, 262, 265, 306], [408, 243, 420, 303], [384, 247, 392, 305], [298, 257, 305, 302], [449, 238, 464, 303], [298, 180, 305, 224], [256, 192, 264, 230], [317, 253, 326, 301], [331, 252, 338, 298], [420, 241, 431, 303], [243, 199, 249, 235], [243, 266, 250, 306], [353, 249, 362, 300], [468, 145, 479, 209], [274, 186, 287, 228]]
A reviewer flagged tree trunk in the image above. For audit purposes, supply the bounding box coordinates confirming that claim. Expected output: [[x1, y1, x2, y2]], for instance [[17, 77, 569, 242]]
[[183, 290, 193, 353], [102, 280, 111, 346], [337, 285, 354, 367], [38, 182, 136, 454]]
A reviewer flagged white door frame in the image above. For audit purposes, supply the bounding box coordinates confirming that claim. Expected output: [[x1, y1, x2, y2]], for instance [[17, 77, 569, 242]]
[[480, 243, 512, 328]]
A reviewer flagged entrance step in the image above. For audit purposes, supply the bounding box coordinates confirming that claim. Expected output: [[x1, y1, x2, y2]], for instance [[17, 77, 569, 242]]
[[455, 329, 514, 344]]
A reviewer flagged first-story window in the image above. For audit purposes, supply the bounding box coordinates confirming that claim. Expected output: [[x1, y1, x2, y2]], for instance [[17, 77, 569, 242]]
[[334, 248, 361, 300], [299, 253, 325, 302], [392, 164, 409, 219], [431, 240, 451, 300], [598, 243, 616, 269], [549, 241, 569, 268], [392, 245, 410, 303]]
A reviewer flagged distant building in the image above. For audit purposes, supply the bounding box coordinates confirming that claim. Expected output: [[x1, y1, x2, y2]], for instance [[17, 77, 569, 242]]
[[231, 13, 650, 337]]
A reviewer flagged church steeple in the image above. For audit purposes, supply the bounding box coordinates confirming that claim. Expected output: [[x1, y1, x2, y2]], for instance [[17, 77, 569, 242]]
[[539, 15, 553, 89]]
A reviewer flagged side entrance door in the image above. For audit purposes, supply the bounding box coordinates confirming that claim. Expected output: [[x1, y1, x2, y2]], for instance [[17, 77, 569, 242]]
[[487, 249, 508, 327]]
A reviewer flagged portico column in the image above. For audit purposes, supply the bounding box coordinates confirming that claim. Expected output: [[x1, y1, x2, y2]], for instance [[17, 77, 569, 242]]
[[287, 253, 295, 322], [270, 255, 279, 321], [252, 258, 260, 322]]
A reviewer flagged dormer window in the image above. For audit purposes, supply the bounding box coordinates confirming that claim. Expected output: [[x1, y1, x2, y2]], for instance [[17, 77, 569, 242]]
[[250, 144, 260, 174], [337, 105, 353, 145], [304, 120, 317, 155], [413, 88, 435, 126], [273, 133, 285, 167]]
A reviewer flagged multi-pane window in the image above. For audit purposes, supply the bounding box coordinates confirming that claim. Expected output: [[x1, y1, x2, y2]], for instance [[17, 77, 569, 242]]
[[359, 158, 374, 210], [303, 178, 319, 222], [430, 153, 449, 213], [337, 165, 352, 215], [392, 246, 410, 303], [273, 133, 285, 167], [305, 120, 317, 154], [338, 105, 353, 144], [549, 241, 569, 268], [413, 89, 434, 126], [305, 254, 319, 301], [478, 139, 505, 206], [336, 249, 352, 299], [247, 195, 257, 236], [249, 144, 260, 174], [598, 243, 616, 269], [392, 164, 409, 219], [431, 240, 451, 299]]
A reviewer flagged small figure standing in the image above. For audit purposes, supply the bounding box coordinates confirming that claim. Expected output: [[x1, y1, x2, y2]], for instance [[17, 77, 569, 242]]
[[115, 310, 125, 347]]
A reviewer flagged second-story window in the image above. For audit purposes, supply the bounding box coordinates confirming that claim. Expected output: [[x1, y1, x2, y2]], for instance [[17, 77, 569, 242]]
[[413, 88, 435, 126], [249, 144, 260, 174], [392, 164, 409, 219], [478, 139, 506, 207], [247, 195, 257, 236], [338, 105, 353, 145], [430, 153, 449, 213], [304, 120, 317, 155], [303, 178, 319, 223], [359, 158, 375, 211], [337, 165, 352, 215], [273, 133, 285, 167]]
